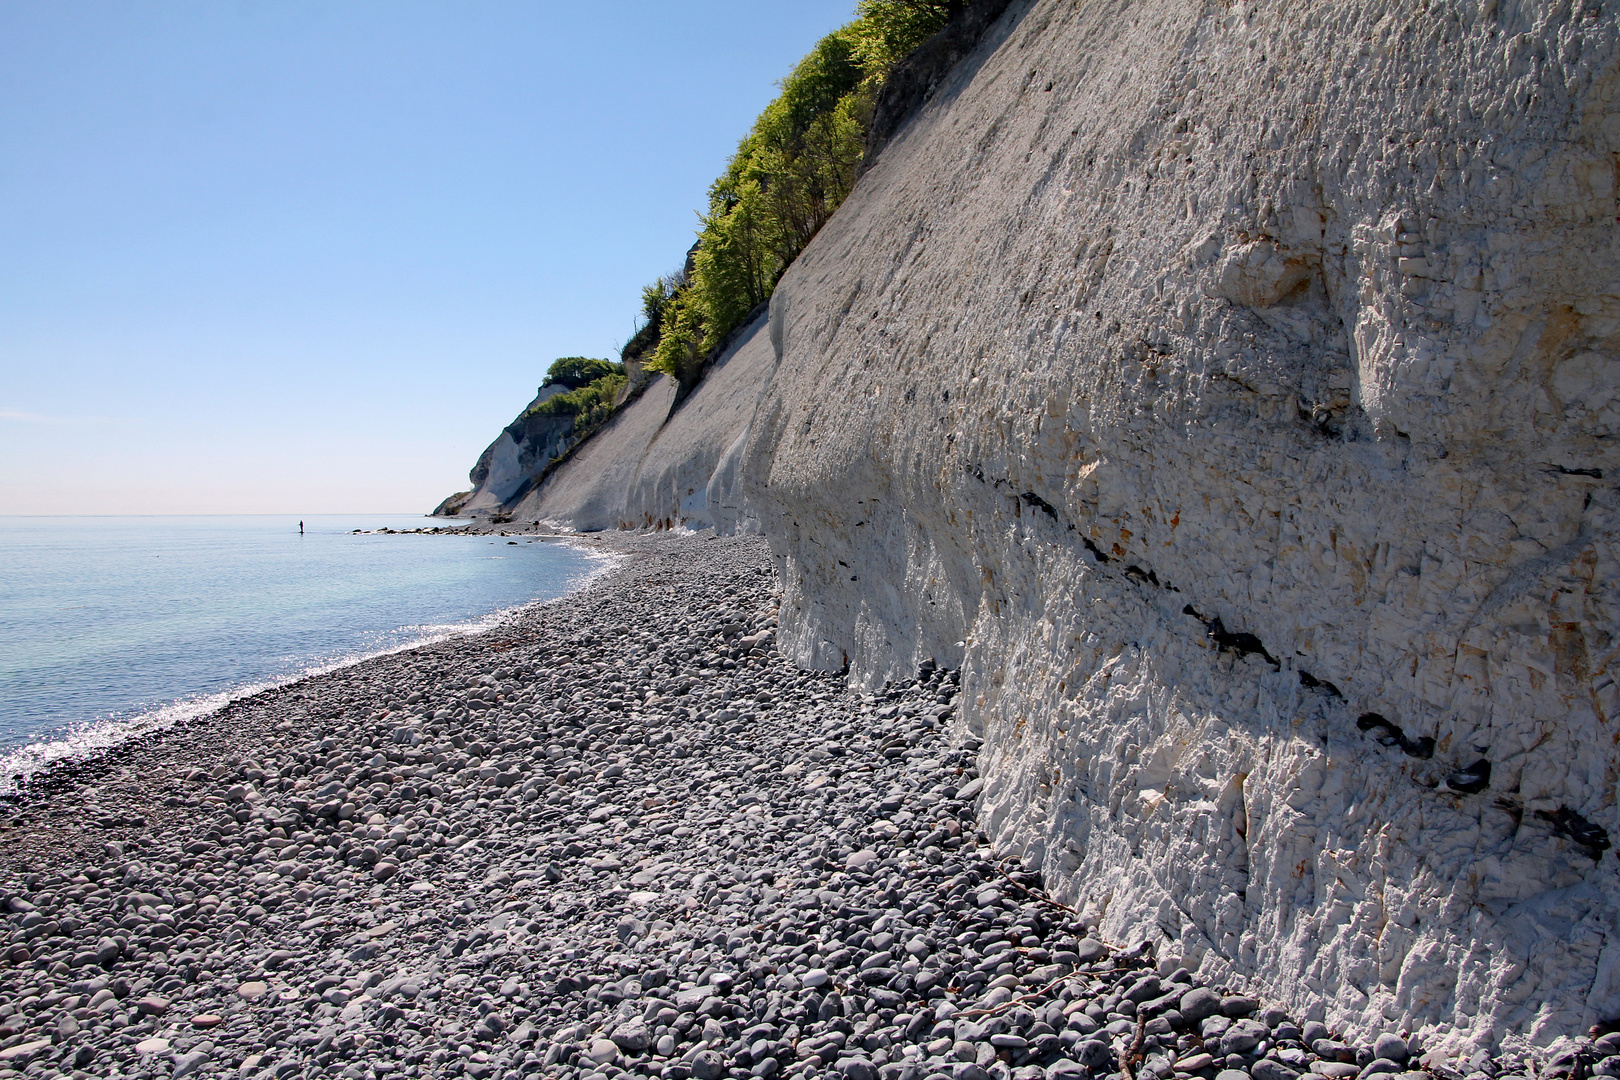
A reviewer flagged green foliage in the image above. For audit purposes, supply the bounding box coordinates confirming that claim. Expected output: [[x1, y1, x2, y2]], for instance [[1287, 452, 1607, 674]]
[[534, 374, 628, 420], [543, 356, 622, 390], [640, 271, 685, 331], [646, 1, 954, 380], [845, 0, 961, 74], [567, 391, 623, 442], [648, 292, 705, 382], [524, 370, 625, 451]]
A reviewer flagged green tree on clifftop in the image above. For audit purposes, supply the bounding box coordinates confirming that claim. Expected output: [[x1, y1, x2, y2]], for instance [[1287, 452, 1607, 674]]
[[647, 0, 957, 384], [543, 356, 621, 390]]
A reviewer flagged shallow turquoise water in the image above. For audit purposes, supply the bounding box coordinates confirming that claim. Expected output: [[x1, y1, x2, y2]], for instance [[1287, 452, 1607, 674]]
[[0, 515, 605, 788]]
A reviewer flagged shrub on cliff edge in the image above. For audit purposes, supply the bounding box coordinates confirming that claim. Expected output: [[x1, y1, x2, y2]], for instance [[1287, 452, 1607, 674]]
[[646, 0, 958, 382], [543, 356, 621, 391]]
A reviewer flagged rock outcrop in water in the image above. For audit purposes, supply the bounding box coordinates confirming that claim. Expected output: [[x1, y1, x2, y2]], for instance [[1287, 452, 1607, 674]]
[[443, 0, 1620, 1052]]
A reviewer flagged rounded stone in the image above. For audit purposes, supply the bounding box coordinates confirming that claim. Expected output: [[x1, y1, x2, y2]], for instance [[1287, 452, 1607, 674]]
[[1077, 1039, 1114, 1070], [838, 1058, 878, 1080], [585, 1038, 620, 1065], [1251, 1060, 1301, 1080], [1373, 1035, 1410, 1063], [1180, 987, 1222, 1024], [610, 1020, 652, 1052], [1073, 938, 1108, 964], [846, 848, 879, 869], [691, 1049, 727, 1080]]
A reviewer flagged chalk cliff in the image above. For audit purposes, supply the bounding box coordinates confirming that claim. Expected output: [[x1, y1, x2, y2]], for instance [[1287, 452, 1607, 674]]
[[444, 0, 1620, 1052], [736, 0, 1620, 1055], [439, 383, 575, 518], [506, 310, 772, 532]]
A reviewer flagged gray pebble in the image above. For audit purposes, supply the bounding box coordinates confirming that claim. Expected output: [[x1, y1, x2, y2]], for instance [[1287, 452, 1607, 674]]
[[1373, 1034, 1410, 1064], [1253, 1060, 1302, 1080], [1182, 987, 1223, 1023], [171, 1049, 211, 1078]]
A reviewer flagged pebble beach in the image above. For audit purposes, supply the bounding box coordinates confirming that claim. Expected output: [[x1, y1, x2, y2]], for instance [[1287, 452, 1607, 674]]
[[0, 535, 1583, 1080]]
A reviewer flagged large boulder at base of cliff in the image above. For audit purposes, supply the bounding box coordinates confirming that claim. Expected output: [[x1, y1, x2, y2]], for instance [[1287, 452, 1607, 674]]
[[734, 0, 1620, 1055]]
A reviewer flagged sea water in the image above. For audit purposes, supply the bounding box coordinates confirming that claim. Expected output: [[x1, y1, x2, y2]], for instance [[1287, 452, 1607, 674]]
[[0, 515, 607, 791]]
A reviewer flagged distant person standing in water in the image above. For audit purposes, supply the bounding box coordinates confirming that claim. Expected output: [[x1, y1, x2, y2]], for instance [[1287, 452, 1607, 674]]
[[299, 521, 304, 535]]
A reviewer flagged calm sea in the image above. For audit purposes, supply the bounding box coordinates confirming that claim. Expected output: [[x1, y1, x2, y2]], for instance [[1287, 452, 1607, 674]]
[[0, 515, 607, 792]]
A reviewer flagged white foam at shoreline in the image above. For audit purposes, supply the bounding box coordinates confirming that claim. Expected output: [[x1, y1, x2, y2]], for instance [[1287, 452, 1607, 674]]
[[0, 542, 620, 797]]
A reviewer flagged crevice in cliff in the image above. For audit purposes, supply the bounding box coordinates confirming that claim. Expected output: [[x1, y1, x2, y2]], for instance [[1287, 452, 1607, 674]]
[[1182, 606, 1280, 669], [1442, 759, 1492, 795], [1019, 490, 1061, 521], [1123, 564, 1162, 588], [1355, 712, 1436, 760], [1298, 670, 1343, 699], [992, 468, 1186, 588], [1001, 469, 1493, 815], [1536, 806, 1612, 862]]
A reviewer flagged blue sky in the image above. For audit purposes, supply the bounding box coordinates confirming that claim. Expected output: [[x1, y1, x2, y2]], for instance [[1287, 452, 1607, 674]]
[[0, 1, 855, 514]]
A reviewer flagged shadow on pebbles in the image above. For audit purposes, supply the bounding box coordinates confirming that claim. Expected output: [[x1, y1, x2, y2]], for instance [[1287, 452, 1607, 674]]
[[0, 535, 1558, 1080]]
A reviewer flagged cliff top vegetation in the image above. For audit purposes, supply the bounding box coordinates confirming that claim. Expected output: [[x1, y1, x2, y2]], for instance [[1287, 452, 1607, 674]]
[[542, 356, 622, 391], [643, 0, 963, 385], [524, 358, 626, 447]]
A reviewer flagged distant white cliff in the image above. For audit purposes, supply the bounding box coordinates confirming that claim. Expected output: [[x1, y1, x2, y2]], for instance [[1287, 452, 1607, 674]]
[[495, 309, 773, 534]]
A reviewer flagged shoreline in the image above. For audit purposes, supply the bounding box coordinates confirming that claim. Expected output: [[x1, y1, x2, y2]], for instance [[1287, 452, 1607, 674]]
[[0, 532, 621, 802], [0, 533, 1554, 1080]]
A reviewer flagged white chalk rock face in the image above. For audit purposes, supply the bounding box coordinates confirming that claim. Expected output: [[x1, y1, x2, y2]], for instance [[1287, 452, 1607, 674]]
[[738, 0, 1620, 1054], [514, 311, 772, 531], [511, 375, 678, 532], [461, 430, 525, 514], [618, 311, 773, 531], [458, 382, 575, 516]]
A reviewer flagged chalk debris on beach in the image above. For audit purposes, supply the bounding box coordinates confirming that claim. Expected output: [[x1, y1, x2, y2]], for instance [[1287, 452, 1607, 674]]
[[0, 536, 1560, 1080]]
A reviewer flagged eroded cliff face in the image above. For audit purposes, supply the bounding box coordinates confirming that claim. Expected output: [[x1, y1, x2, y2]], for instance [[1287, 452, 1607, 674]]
[[447, 383, 574, 517], [509, 311, 773, 532], [737, 0, 1620, 1052]]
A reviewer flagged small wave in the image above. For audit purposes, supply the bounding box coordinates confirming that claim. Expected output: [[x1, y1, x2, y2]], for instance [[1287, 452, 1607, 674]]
[[0, 545, 619, 798]]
